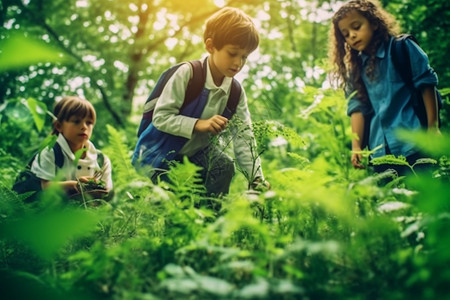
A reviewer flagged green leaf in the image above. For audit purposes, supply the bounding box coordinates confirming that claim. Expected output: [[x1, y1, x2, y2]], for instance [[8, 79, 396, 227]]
[[0, 208, 100, 259], [396, 130, 450, 157], [38, 135, 58, 152], [438, 87, 450, 96], [33, 135, 58, 167], [25, 98, 47, 132], [0, 33, 71, 72], [74, 148, 88, 167], [371, 154, 410, 166], [195, 275, 233, 295]]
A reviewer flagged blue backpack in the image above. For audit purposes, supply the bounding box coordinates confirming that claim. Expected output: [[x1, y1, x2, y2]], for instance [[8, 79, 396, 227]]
[[391, 34, 443, 128], [137, 58, 242, 137]]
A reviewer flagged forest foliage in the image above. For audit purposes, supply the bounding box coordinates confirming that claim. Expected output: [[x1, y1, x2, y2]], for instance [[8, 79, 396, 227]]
[[1, 0, 450, 299]]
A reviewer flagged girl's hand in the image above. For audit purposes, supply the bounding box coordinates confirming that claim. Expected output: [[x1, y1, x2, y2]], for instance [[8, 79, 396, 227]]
[[427, 126, 441, 135], [351, 150, 365, 169], [350, 112, 366, 169], [194, 115, 228, 135]]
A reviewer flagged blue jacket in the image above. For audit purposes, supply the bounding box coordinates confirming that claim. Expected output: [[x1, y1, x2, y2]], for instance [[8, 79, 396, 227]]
[[347, 36, 438, 158]]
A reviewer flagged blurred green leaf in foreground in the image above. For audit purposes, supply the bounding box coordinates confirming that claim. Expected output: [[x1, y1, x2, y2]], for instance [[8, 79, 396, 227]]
[[0, 32, 72, 72]]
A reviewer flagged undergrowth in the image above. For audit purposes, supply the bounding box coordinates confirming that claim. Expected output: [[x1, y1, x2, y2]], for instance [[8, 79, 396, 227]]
[[1, 92, 450, 300]]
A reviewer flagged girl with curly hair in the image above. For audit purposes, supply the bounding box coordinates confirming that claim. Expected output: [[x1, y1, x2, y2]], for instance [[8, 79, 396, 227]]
[[329, 0, 440, 176]]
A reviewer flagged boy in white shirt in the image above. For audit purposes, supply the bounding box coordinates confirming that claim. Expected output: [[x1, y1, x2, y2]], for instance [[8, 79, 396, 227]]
[[133, 7, 268, 196], [31, 96, 113, 196]]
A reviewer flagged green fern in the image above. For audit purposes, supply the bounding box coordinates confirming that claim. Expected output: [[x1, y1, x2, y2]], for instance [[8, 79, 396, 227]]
[[165, 157, 206, 206], [371, 154, 438, 177], [100, 124, 157, 204], [103, 124, 136, 185], [0, 182, 26, 218], [371, 154, 410, 167]]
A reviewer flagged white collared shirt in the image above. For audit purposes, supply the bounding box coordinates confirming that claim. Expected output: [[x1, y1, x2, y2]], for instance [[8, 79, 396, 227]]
[[31, 134, 113, 191], [152, 57, 264, 180]]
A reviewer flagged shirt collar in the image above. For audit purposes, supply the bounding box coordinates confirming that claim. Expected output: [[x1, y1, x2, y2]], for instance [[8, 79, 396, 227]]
[[57, 133, 95, 161], [204, 56, 232, 94], [359, 39, 387, 65]]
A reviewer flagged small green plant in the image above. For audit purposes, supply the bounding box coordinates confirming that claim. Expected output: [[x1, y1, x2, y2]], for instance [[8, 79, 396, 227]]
[[371, 154, 437, 176]]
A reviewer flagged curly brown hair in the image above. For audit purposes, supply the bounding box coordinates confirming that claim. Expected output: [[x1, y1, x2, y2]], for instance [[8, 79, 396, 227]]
[[328, 0, 399, 103]]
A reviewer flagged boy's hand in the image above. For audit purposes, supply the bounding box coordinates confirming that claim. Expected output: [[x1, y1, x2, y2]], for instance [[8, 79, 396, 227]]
[[78, 176, 96, 183], [251, 177, 271, 191], [194, 115, 228, 135]]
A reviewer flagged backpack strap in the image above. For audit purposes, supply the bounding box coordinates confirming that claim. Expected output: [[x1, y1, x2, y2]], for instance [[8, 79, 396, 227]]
[[53, 142, 105, 172], [40, 142, 104, 172], [182, 56, 242, 120], [25, 141, 64, 170], [53, 142, 64, 169], [97, 151, 105, 168], [181, 58, 207, 111], [391, 34, 442, 127], [391, 34, 427, 126], [391, 34, 416, 89], [137, 58, 207, 138], [222, 78, 242, 119]]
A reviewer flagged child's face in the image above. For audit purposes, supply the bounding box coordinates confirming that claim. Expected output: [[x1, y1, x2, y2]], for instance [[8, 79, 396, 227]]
[[337, 10, 377, 52], [56, 115, 94, 152], [207, 41, 252, 84]]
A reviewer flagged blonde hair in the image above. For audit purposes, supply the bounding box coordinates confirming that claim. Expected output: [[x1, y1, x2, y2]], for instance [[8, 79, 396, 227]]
[[204, 7, 259, 52], [52, 96, 96, 135], [329, 0, 399, 102]]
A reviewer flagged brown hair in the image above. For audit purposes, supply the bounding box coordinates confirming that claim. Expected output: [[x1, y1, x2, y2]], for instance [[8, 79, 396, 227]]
[[329, 0, 399, 103], [204, 7, 259, 52], [52, 96, 96, 135]]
